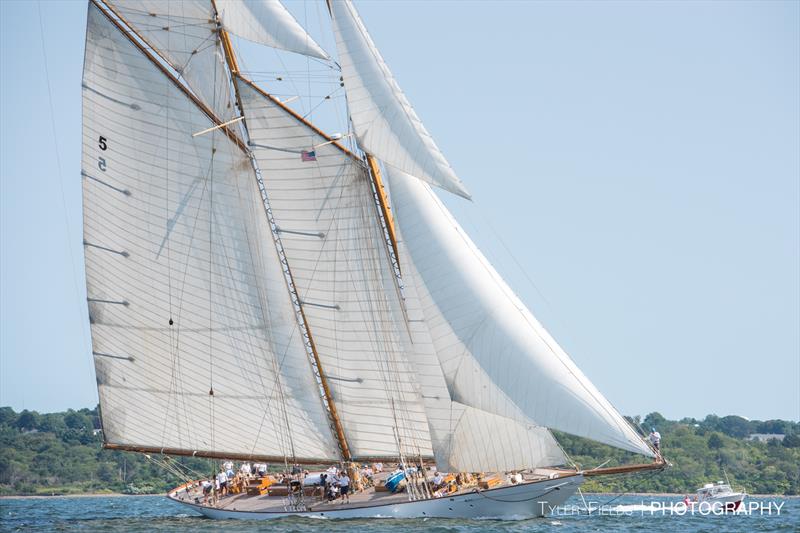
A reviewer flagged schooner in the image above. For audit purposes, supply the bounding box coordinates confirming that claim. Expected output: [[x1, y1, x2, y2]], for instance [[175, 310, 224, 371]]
[[81, 0, 666, 519]]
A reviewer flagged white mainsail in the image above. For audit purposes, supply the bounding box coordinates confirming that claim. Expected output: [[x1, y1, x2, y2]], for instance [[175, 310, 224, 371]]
[[329, 0, 471, 200], [386, 168, 655, 458], [215, 0, 328, 60], [234, 77, 433, 460], [82, 1, 340, 461]]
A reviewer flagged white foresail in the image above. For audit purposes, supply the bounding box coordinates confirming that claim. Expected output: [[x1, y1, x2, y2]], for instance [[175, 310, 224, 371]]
[[399, 243, 567, 472], [215, 0, 329, 60], [328, 0, 471, 200], [105, 0, 237, 122], [387, 168, 656, 458], [82, 2, 340, 461], [235, 77, 433, 460]]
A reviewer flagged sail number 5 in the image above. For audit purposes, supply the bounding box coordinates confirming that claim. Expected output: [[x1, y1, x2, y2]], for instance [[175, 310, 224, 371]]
[[98, 136, 107, 171]]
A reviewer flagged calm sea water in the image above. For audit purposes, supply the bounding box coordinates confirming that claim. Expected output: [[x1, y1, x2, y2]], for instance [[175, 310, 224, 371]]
[[0, 494, 796, 532]]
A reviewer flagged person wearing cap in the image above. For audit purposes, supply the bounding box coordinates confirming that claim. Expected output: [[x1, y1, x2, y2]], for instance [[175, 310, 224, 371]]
[[649, 427, 661, 453]]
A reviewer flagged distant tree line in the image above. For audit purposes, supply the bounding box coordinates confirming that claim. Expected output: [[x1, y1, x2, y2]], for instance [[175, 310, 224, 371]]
[[0, 406, 798, 495], [556, 412, 800, 495], [0, 406, 214, 495]]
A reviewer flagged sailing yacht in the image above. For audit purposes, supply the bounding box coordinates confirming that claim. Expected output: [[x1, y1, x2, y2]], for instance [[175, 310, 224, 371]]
[[81, 0, 665, 519]]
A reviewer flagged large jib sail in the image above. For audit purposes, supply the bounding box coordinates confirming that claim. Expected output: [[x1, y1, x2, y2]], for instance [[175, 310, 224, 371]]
[[399, 244, 568, 473], [386, 168, 655, 459], [81, 1, 339, 462]]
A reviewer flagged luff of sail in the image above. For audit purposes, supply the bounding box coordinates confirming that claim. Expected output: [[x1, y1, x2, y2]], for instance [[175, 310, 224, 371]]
[[234, 76, 434, 461], [82, 1, 340, 462], [386, 168, 655, 458], [328, 0, 471, 200]]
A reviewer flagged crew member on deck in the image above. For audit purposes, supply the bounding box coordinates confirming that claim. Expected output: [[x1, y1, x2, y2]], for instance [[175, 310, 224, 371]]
[[217, 469, 229, 496], [338, 471, 351, 504], [649, 427, 661, 454], [432, 471, 444, 492]]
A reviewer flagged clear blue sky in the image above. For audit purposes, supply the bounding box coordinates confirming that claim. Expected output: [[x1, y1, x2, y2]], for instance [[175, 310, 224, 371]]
[[1, 0, 798, 422]]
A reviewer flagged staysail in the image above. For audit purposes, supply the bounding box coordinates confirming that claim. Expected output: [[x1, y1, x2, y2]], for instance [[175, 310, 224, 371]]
[[386, 168, 655, 458], [234, 76, 433, 460], [82, 1, 339, 462], [328, 0, 471, 200], [215, 0, 328, 60]]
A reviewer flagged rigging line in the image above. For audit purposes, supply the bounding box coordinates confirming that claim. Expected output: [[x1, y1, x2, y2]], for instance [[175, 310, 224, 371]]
[[301, 86, 344, 120], [206, 29, 222, 456], [37, 0, 93, 366], [161, 0, 179, 449], [103, 3, 210, 22], [270, 46, 307, 118]]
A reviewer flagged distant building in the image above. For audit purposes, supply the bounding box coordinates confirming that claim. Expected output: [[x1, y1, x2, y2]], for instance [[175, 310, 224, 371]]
[[748, 433, 785, 442]]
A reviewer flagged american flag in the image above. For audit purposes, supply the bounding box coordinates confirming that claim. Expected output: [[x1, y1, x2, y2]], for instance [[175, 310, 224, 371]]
[[301, 150, 317, 162]]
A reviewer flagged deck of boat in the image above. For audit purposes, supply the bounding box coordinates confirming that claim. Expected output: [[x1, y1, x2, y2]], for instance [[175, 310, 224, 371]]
[[169, 468, 577, 514]]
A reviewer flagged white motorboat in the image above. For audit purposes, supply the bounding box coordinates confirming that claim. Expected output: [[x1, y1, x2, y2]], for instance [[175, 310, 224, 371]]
[[686, 481, 746, 512]]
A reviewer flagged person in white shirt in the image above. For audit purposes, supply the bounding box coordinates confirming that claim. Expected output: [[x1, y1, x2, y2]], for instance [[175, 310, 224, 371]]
[[649, 428, 662, 453], [217, 470, 229, 496], [240, 462, 252, 478], [201, 479, 213, 503], [338, 471, 351, 503], [432, 471, 444, 490]]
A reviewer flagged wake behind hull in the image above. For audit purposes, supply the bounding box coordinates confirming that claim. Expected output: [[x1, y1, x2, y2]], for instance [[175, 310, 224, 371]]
[[168, 474, 583, 520]]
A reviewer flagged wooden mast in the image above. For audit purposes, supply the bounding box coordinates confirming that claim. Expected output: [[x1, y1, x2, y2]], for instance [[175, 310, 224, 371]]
[[366, 154, 401, 271], [210, 2, 352, 463]]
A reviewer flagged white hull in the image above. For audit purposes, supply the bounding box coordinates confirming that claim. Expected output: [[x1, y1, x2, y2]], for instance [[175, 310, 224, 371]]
[[168, 474, 583, 520], [696, 493, 745, 511]]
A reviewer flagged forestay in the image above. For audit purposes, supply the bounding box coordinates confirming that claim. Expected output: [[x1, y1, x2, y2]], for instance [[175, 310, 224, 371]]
[[329, 0, 471, 200], [235, 78, 433, 460], [386, 168, 655, 458], [82, 2, 340, 461], [398, 242, 567, 472]]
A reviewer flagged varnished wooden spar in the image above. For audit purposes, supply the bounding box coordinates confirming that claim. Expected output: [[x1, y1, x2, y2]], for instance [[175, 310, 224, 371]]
[[582, 457, 668, 477], [366, 154, 400, 271], [102, 443, 335, 466]]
